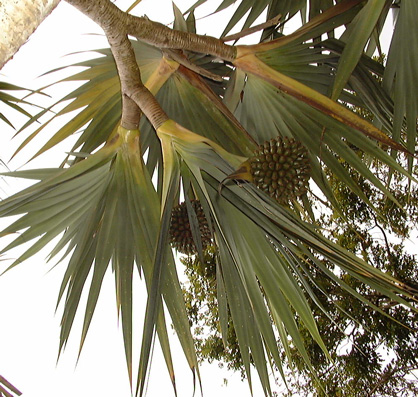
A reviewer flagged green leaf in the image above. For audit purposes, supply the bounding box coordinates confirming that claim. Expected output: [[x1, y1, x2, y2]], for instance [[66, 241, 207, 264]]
[[234, 52, 408, 154], [14, 42, 162, 160], [331, 0, 386, 100], [383, 1, 418, 173], [234, 74, 407, 213], [137, 130, 181, 397], [173, 2, 188, 32], [0, 127, 198, 396]]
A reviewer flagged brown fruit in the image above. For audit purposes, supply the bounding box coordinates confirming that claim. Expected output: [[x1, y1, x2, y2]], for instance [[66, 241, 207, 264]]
[[169, 200, 212, 255], [249, 137, 311, 204]]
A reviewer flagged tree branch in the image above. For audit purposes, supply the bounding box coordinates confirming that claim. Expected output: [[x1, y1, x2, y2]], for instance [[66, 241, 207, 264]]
[[65, 0, 236, 61], [163, 49, 224, 82], [105, 31, 142, 129], [66, 0, 170, 130], [127, 16, 236, 61], [107, 32, 168, 129]]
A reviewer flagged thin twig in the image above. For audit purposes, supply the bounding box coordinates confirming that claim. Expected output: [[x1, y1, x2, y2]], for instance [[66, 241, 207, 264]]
[[222, 14, 282, 42], [367, 363, 399, 396]]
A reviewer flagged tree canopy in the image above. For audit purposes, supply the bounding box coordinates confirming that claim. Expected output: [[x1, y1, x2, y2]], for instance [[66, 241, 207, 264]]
[[0, 1, 417, 396]]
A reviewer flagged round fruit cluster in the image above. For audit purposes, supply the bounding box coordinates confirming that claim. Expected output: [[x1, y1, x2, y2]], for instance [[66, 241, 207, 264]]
[[169, 200, 212, 255], [249, 137, 311, 204]]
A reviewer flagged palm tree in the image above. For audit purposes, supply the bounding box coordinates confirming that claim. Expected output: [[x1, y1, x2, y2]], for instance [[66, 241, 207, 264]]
[[0, 0, 417, 396]]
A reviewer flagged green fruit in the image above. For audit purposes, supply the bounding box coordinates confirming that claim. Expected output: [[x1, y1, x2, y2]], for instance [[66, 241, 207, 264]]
[[169, 200, 212, 255], [249, 137, 311, 204]]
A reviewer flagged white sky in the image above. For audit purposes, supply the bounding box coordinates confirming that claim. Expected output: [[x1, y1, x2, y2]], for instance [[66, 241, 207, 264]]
[[0, 1, 400, 397], [0, 1, 276, 396]]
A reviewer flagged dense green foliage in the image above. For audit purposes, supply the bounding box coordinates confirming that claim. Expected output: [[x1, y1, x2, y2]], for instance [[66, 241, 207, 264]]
[[289, 163, 418, 396]]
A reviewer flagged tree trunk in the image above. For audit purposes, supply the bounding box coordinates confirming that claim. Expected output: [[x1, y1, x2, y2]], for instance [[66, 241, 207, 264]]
[[0, 0, 61, 70]]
